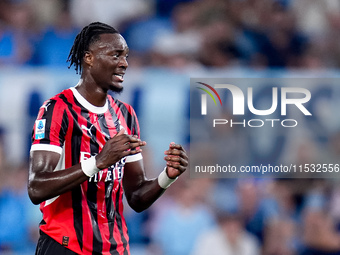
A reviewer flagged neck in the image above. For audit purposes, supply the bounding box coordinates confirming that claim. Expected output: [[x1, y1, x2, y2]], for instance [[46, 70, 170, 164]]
[[75, 78, 108, 107]]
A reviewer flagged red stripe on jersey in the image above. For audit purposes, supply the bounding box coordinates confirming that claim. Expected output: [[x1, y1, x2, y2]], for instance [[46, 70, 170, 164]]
[[112, 183, 125, 255], [66, 91, 95, 254], [118, 185, 130, 253], [96, 179, 111, 254], [33, 99, 65, 147], [36, 104, 45, 119], [41, 193, 81, 251], [81, 182, 93, 255]]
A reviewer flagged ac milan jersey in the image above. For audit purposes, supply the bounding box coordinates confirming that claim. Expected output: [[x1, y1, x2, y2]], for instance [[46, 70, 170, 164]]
[[31, 87, 142, 255]]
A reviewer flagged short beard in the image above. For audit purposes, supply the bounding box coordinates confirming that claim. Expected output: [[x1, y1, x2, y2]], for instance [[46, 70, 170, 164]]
[[109, 85, 124, 95]]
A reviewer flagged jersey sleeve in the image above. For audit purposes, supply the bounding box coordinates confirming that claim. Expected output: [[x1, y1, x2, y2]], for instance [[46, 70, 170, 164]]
[[31, 99, 68, 154], [128, 106, 140, 138], [125, 105, 143, 163]]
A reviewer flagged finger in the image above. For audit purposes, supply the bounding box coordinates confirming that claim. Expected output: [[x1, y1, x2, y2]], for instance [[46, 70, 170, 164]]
[[124, 136, 146, 146], [165, 149, 184, 156], [114, 128, 126, 137], [124, 141, 145, 154], [166, 161, 187, 173], [165, 149, 188, 161], [164, 155, 188, 167], [166, 143, 187, 153], [125, 134, 146, 144], [122, 140, 146, 151], [114, 133, 141, 144], [164, 155, 180, 162], [108, 134, 131, 146]]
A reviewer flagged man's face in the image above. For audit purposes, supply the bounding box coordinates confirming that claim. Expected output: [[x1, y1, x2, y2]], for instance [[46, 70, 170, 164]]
[[87, 33, 129, 93]]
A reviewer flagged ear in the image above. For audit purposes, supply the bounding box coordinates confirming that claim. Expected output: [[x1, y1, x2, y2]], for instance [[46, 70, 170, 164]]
[[83, 51, 93, 67]]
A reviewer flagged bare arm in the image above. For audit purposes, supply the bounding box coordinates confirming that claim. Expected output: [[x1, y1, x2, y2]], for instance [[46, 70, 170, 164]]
[[123, 143, 188, 212], [28, 129, 145, 205], [28, 151, 88, 205]]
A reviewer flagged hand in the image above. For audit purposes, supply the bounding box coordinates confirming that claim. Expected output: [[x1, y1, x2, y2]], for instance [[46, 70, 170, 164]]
[[164, 142, 188, 179], [96, 129, 146, 169]]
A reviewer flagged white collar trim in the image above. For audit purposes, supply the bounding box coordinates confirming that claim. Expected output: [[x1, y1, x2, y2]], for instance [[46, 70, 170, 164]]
[[70, 87, 108, 114]]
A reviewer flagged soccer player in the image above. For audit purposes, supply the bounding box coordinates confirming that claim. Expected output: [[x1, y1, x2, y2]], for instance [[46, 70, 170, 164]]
[[28, 22, 188, 255]]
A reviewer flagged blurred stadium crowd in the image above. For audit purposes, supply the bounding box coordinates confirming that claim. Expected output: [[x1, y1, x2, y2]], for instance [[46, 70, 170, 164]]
[[1, 0, 340, 254], [2, 0, 340, 69]]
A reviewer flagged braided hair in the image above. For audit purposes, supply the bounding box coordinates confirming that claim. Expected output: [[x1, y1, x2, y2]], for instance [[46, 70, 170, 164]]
[[67, 22, 119, 74]]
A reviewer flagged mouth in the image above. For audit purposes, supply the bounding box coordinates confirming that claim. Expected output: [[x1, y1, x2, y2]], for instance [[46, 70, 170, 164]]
[[114, 73, 124, 82]]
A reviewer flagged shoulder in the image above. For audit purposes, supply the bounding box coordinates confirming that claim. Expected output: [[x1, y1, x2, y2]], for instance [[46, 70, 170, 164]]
[[46, 89, 73, 107], [36, 89, 73, 119]]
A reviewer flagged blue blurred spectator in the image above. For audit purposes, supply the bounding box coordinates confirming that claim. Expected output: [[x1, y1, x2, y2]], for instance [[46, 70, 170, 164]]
[[33, 5, 78, 67], [0, 1, 36, 66], [151, 179, 215, 255], [257, 2, 309, 68], [69, 0, 152, 30], [191, 212, 260, 255], [0, 166, 40, 254], [122, 17, 173, 53], [235, 179, 279, 243], [155, 0, 194, 18], [26, 89, 42, 160]]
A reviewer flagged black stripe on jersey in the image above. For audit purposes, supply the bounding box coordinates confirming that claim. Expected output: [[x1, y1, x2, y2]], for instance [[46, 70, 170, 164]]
[[88, 126, 103, 255], [108, 104, 121, 133], [114, 185, 129, 254], [71, 185, 83, 251], [105, 182, 119, 255], [98, 114, 111, 140], [36, 100, 56, 145], [70, 114, 84, 252], [59, 110, 69, 147], [113, 100, 134, 131]]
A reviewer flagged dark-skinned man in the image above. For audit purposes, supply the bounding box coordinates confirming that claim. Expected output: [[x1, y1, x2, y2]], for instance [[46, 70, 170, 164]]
[[28, 22, 188, 255]]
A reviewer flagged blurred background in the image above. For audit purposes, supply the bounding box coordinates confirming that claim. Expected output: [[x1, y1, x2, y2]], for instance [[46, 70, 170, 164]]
[[1, 0, 340, 254]]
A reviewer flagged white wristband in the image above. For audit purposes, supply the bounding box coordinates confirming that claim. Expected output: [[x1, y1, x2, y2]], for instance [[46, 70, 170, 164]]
[[81, 156, 100, 177], [158, 167, 178, 189]]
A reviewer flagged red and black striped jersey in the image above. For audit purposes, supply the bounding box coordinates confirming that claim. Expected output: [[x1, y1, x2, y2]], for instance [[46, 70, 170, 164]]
[[31, 87, 142, 255]]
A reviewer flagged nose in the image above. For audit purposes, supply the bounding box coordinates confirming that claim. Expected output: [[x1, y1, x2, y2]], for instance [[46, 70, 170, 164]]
[[119, 56, 128, 69]]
